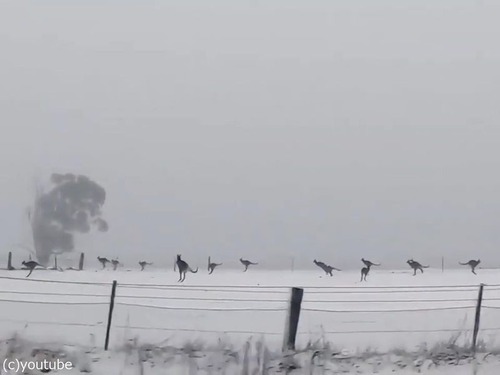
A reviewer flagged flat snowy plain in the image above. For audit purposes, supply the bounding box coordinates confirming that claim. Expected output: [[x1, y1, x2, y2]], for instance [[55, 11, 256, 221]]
[[1, 266, 499, 374]]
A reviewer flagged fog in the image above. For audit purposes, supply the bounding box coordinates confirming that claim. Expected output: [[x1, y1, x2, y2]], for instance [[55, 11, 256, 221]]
[[1, 1, 499, 270]]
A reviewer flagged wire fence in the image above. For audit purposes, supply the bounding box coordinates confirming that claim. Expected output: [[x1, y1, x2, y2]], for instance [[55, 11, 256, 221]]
[[0, 275, 499, 351]]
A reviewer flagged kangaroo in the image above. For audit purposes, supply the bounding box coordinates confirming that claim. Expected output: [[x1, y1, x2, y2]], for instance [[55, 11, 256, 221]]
[[360, 258, 380, 282], [459, 259, 480, 275], [176, 254, 198, 282], [240, 258, 258, 272], [407, 259, 429, 276], [22, 260, 43, 278], [97, 256, 110, 269], [111, 259, 120, 271], [208, 256, 222, 274], [313, 260, 341, 276], [139, 261, 153, 271]]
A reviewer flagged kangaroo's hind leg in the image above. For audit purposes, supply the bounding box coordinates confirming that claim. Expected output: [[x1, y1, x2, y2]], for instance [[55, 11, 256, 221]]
[[26, 268, 33, 278]]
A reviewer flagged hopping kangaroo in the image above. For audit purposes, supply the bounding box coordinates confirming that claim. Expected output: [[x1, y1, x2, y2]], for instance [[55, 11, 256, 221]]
[[22, 260, 43, 278], [240, 258, 258, 272], [97, 256, 110, 269], [208, 256, 222, 274], [360, 258, 380, 282], [176, 255, 198, 282], [459, 259, 480, 275], [138, 261, 153, 271], [313, 260, 341, 276], [407, 259, 429, 276]]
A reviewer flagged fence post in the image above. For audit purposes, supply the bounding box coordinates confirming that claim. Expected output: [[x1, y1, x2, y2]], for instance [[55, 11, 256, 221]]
[[472, 283, 484, 352], [79, 252, 85, 271], [7, 251, 14, 270], [282, 287, 304, 352], [104, 280, 118, 351]]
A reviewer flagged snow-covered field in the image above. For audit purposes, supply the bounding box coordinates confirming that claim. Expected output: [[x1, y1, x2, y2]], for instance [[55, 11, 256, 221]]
[[1, 267, 500, 373]]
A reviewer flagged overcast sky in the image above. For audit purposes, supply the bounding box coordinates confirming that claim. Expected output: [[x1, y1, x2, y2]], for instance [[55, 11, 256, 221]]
[[1, 0, 499, 270]]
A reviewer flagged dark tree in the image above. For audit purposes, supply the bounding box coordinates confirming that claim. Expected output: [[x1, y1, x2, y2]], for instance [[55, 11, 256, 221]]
[[30, 173, 108, 265]]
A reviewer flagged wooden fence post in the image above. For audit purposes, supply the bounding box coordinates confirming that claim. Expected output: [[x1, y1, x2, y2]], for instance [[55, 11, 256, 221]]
[[79, 252, 85, 271], [104, 280, 118, 351], [472, 283, 485, 352], [7, 251, 14, 270], [282, 287, 304, 352]]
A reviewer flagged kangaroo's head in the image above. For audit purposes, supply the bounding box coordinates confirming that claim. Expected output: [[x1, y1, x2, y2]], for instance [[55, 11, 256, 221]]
[[176, 254, 181, 261], [313, 259, 317, 264], [22, 261, 27, 266]]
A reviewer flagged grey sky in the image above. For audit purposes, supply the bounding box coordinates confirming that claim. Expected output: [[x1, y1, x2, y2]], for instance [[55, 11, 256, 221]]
[[1, 1, 500, 269]]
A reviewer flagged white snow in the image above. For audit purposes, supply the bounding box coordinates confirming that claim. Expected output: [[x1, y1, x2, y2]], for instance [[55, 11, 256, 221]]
[[1, 267, 499, 373]]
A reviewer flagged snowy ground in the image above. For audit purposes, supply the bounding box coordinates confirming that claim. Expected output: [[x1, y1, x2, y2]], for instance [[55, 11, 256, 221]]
[[0, 267, 499, 373]]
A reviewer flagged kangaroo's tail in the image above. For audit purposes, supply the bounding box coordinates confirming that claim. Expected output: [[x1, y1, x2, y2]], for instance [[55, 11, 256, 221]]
[[422, 265, 429, 268], [333, 267, 341, 271], [251, 262, 258, 265], [372, 263, 381, 266], [190, 267, 198, 273], [459, 262, 468, 265]]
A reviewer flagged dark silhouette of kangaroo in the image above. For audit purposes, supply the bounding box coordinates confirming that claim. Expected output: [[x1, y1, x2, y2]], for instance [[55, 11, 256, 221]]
[[240, 258, 258, 272], [176, 255, 198, 282], [111, 259, 120, 271], [407, 259, 429, 276], [459, 259, 480, 275], [139, 261, 153, 271], [97, 256, 110, 269], [22, 260, 43, 278], [360, 258, 380, 282], [208, 256, 222, 274], [313, 260, 340, 276]]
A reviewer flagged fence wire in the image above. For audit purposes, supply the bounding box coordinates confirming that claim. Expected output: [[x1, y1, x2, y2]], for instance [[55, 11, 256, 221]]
[[0, 275, 498, 347]]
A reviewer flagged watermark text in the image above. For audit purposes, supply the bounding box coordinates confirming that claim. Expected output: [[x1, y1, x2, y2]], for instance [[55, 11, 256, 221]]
[[3, 358, 73, 373]]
